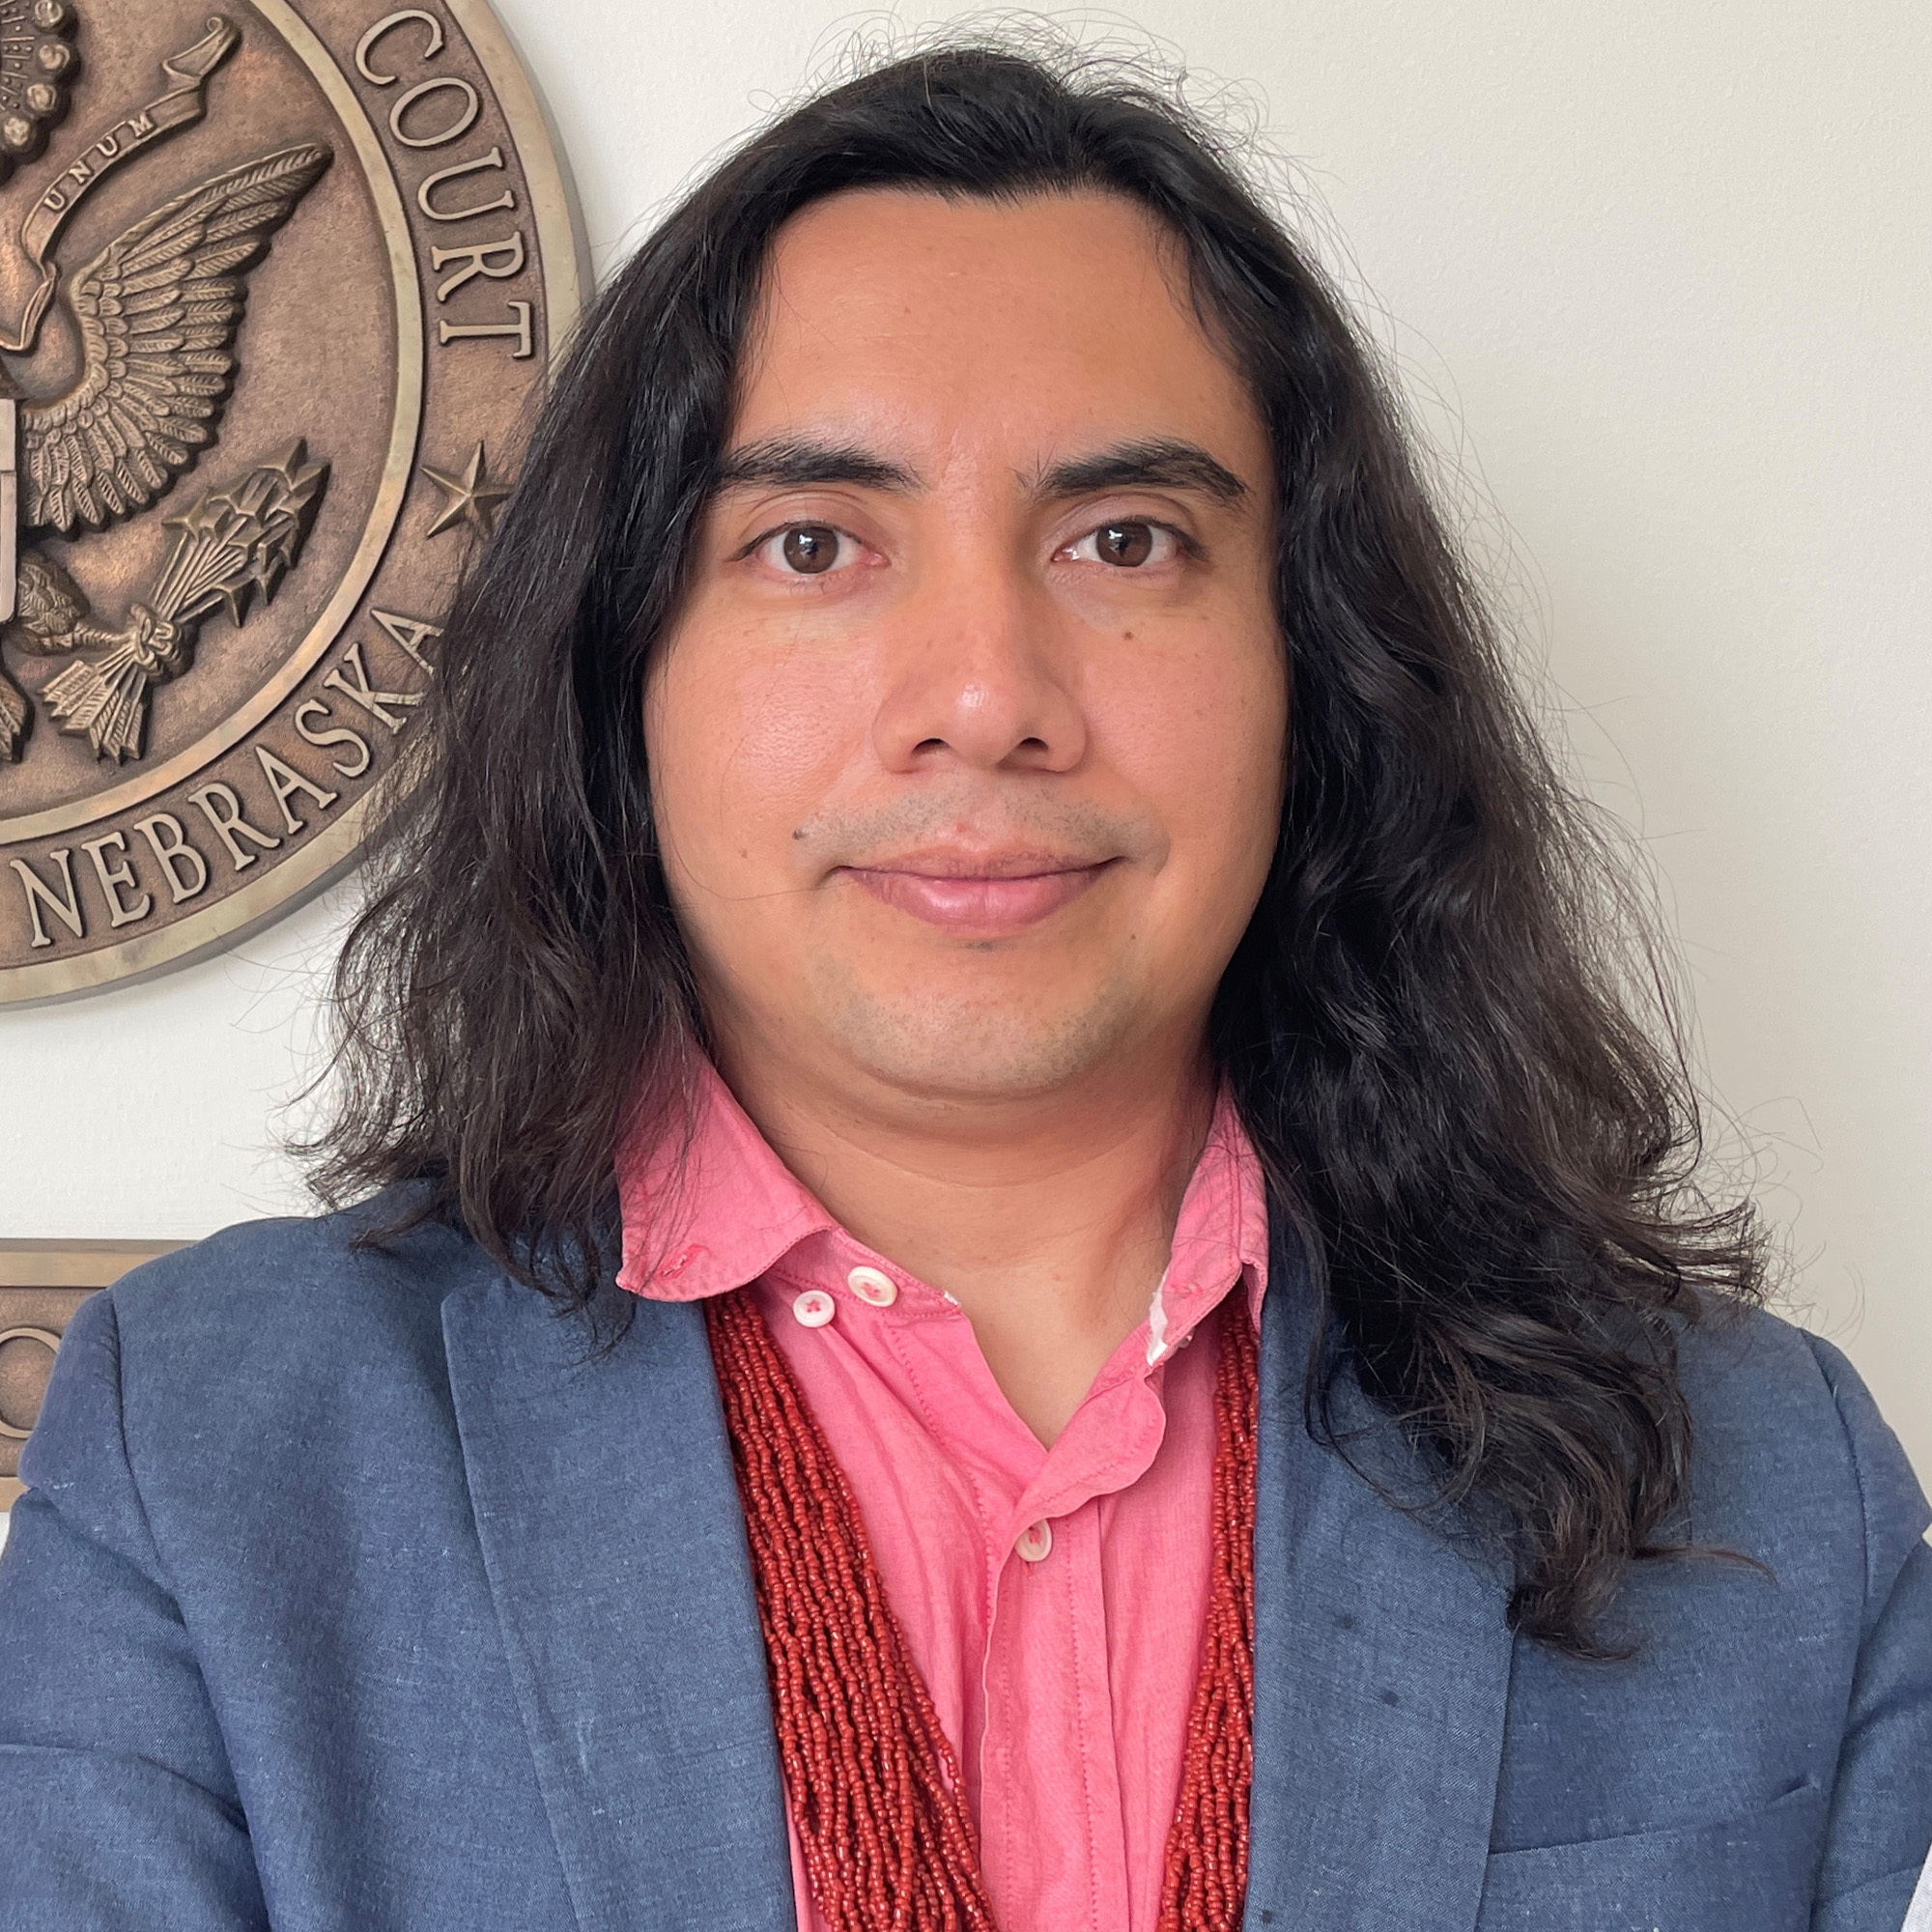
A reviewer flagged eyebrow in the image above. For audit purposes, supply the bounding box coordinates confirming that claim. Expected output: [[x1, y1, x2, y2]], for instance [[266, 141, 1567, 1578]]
[[1032, 437, 1250, 506], [712, 437, 921, 493], [709, 433, 1250, 505]]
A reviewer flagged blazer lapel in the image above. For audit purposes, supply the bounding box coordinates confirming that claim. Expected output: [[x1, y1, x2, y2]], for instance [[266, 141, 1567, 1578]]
[[443, 1267, 795, 1932], [1247, 1223, 1514, 1932]]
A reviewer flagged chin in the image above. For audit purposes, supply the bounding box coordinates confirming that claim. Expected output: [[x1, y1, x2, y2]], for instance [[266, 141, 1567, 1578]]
[[822, 975, 1143, 1105]]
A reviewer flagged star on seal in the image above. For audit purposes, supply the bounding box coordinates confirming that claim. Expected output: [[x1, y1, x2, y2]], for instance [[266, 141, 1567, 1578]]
[[419, 442, 511, 539]]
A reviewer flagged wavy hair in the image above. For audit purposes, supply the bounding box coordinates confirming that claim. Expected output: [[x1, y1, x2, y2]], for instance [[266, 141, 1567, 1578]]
[[307, 40, 1767, 1656]]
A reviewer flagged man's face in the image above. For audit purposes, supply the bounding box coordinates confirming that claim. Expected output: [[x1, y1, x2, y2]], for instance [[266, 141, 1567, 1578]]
[[646, 187, 1286, 1115]]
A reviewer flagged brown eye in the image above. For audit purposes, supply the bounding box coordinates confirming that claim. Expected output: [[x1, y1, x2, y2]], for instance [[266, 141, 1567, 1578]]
[[781, 525, 840, 574], [1095, 522, 1154, 567], [1063, 521, 1182, 570]]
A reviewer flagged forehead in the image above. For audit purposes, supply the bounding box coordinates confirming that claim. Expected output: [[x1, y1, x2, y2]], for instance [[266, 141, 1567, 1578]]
[[738, 187, 1263, 465]]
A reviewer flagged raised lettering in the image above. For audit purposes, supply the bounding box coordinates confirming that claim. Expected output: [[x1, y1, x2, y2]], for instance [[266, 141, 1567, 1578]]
[[9, 850, 81, 948], [417, 146, 513, 222], [438, 300, 531, 358], [255, 746, 340, 835], [390, 75, 478, 150], [293, 697, 373, 778], [372, 608, 442, 674], [133, 813, 209, 903], [431, 230, 524, 302], [80, 831, 151, 928], [324, 638, 422, 733], [188, 783, 281, 872], [355, 8, 441, 85]]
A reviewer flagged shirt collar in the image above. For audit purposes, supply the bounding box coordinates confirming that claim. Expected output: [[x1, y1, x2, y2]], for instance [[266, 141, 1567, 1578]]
[[615, 1062, 837, 1301], [615, 1057, 1269, 1332]]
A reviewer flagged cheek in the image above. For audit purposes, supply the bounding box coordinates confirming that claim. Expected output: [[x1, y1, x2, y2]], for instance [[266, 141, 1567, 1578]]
[[1100, 623, 1287, 905], [645, 620, 867, 891]]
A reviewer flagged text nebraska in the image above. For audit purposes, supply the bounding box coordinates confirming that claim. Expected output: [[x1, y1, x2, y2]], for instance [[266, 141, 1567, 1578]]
[[6, 611, 440, 952]]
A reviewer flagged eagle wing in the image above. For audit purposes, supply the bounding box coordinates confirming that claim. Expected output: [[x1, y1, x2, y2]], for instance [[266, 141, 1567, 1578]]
[[20, 142, 332, 538]]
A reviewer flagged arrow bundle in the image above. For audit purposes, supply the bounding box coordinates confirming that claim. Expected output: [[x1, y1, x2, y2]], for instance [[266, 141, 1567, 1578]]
[[44, 442, 327, 761]]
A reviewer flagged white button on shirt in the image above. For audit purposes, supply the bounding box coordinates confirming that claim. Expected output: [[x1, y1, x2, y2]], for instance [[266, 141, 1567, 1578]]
[[791, 1288, 836, 1328], [1015, 1520, 1054, 1563], [846, 1265, 897, 1307]]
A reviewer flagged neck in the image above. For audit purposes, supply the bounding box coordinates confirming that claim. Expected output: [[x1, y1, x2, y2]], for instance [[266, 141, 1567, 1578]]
[[709, 1031, 1219, 1445]]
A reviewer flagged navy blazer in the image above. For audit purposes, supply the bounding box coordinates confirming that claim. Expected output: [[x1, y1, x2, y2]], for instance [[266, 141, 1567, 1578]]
[[0, 1198, 1927, 1931]]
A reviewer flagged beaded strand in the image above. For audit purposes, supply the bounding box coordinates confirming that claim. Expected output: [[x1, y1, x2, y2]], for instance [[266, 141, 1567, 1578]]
[[705, 1288, 1258, 1932], [706, 1289, 998, 1931], [1155, 1301, 1258, 1932]]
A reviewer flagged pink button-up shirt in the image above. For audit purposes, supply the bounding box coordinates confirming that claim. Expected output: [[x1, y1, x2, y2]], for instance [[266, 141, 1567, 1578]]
[[616, 1064, 1268, 1932]]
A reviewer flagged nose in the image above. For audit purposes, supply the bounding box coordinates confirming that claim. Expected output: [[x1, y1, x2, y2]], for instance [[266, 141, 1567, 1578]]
[[869, 564, 1087, 777]]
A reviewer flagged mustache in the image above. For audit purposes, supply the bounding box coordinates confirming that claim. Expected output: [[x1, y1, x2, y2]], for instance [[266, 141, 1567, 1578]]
[[793, 789, 1153, 872]]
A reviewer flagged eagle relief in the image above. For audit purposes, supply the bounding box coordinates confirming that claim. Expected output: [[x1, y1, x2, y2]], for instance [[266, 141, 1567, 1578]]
[[0, 0, 580, 1000]]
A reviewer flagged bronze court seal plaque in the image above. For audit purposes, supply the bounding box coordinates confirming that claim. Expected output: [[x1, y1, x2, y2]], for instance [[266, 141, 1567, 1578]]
[[0, 0, 580, 1002]]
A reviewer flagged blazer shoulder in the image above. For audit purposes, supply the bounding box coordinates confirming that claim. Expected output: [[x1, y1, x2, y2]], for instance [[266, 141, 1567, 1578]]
[[1794, 1325, 1931, 1611], [103, 1184, 487, 1346], [83, 1186, 517, 1471], [33, 1190, 541, 1540], [1675, 1298, 1929, 1609]]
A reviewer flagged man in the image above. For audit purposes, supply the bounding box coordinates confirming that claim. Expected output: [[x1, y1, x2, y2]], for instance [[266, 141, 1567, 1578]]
[[2, 42, 1927, 1932]]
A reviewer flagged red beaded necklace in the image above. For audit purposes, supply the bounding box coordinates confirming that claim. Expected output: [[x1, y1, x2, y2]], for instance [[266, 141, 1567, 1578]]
[[704, 1288, 1259, 1932]]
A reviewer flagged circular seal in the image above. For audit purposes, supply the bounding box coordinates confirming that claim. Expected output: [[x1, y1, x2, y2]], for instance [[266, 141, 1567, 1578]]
[[0, 0, 580, 1003]]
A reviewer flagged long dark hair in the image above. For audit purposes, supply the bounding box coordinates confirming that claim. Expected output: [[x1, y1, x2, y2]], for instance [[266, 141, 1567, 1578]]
[[308, 40, 1766, 1655]]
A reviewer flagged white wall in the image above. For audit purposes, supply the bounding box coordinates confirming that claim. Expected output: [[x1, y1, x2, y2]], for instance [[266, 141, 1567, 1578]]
[[3, 0, 1926, 1486]]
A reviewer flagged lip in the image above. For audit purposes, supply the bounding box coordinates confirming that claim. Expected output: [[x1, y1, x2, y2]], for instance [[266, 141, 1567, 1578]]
[[839, 851, 1116, 937]]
